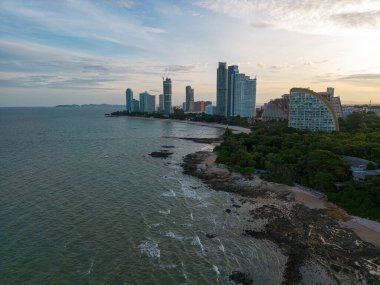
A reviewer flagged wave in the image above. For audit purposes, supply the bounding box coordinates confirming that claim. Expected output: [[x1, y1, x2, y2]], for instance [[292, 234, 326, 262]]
[[148, 223, 162, 228], [158, 209, 171, 215], [212, 265, 220, 276], [191, 235, 205, 255], [138, 240, 160, 258], [160, 264, 177, 269], [162, 189, 176, 197]]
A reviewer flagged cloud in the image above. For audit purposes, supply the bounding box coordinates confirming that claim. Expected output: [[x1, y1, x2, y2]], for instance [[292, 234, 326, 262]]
[[339, 73, 380, 80], [196, 0, 380, 32], [161, 65, 196, 72], [0, 0, 166, 53], [143, 27, 168, 34], [107, 0, 134, 8], [331, 10, 380, 27], [0, 39, 201, 92]]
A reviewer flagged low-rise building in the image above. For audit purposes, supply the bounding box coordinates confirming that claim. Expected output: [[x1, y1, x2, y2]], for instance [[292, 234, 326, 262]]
[[318, 88, 343, 117], [262, 94, 289, 121], [192, 101, 212, 113], [205, 105, 216, 115]]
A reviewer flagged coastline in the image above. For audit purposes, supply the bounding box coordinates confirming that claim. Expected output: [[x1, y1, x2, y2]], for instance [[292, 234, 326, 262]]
[[136, 115, 380, 243], [182, 150, 380, 284], [115, 115, 380, 282], [109, 115, 252, 134]]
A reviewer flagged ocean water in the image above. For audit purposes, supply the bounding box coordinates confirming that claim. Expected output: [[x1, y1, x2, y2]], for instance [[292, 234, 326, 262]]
[[0, 107, 285, 285]]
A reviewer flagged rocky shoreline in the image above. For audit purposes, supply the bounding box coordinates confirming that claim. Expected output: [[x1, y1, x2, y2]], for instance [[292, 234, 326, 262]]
[[182, 150, 380, 285]]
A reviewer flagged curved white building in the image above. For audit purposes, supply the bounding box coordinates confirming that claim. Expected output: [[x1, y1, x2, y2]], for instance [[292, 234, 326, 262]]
[[289, 88, 339, 132]]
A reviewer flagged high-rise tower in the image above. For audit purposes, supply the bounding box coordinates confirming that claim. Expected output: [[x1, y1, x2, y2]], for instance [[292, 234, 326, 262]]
[[126, 88, 133, 112], [185, 86, 194, 112], [216, 62, 227, 116], [227, 65, 239, 116], [163, 78, 172, 114], [240, 77, 256, 118], [158, 94, 164, 112]]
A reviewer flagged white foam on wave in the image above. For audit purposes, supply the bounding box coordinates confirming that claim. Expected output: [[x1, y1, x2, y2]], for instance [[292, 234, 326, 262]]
[[216, 238, 225, 253], [148, 223, 162, 228], [177, 179, 201, 200], [87, 259, 94, 275], [165, 231, 192, 242], [212, 265, 220, 276], [159, 209, 171, 215], [192, 235, 205, 254], [201, 145, 215, 152], [162, 189, 176, 197], [197, 202, 210, 208], [160, 264, 177, 269], [190, 212, 194, 220], [138, 240, 160, 258]]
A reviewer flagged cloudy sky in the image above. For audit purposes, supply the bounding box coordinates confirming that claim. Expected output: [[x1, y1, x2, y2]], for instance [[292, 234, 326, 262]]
[[0, 0, 379, 107]]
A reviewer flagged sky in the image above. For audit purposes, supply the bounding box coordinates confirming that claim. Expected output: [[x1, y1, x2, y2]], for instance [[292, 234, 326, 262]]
[[0, 0, 379, 107]]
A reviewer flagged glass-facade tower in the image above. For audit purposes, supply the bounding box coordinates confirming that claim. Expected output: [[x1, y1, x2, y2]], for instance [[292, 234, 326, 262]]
[[216, 62, 227, 116], [163, 78, 172, 114], [185, 86, 194, 112], [126, 88, 133, 112], [227, 65, 239, 116]]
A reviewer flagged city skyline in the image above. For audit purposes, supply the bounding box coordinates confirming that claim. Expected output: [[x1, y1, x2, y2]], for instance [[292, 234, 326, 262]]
[[1, 0, 380, 107]]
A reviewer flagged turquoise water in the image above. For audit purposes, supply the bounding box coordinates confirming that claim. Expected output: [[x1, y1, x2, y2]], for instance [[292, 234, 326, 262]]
[[0, 108, 285, 285]]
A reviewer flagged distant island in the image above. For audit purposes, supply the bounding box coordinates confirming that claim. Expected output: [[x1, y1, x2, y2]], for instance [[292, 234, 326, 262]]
[[56, 104, 125, 108]]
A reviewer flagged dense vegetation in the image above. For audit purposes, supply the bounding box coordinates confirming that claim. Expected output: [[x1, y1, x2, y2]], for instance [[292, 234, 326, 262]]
[[215, 112, 380, 220], [109, 109, 252, 127]]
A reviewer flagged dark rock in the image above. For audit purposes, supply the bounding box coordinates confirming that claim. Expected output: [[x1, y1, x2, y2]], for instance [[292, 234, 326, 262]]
[[164, 136, 222, 144], [206, 233, 216, 239], [232, 204, 241, 208], [162, 145, 175, 148], [149, 151, 173, 158], [229, 271, 253, 285], [225, 209, 231, 213]]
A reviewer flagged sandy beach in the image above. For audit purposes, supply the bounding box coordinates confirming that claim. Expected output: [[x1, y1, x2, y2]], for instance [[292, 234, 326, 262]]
[[119, 115, 252, 134]]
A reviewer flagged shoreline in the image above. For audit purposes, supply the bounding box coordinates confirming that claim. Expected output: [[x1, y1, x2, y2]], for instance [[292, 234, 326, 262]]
[[127, 115, 380, 240], [108, 114, 252, 134], [182, 150, 380, 284]]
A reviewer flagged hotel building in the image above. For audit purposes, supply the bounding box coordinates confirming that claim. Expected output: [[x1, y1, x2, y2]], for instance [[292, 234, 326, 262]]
[[289, 88, 339, 132]]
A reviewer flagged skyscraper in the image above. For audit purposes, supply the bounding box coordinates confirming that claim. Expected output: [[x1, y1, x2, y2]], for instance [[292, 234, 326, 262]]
[[217, 62, 256, 117], [139, 91, 156, 113], [232, 74, 257, 118], [216, 62, 227, 116], [240, 78, 256, 118], [125, 88, 133, 112], [185, 86, 194, 112], [158, 94, 164, 112], [233, 73, 247, 116], [288, 88, 339, 132], [163, 78, 172, 114], [227, 65, 239, 116]]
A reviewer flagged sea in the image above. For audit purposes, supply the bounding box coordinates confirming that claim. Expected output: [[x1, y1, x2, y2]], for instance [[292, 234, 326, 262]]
[[0, 107, 286, 285]]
